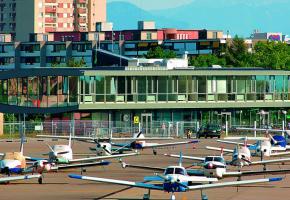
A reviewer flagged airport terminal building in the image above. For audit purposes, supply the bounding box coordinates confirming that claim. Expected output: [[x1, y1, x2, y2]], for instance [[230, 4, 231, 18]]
[[0, 63, 289, 133]]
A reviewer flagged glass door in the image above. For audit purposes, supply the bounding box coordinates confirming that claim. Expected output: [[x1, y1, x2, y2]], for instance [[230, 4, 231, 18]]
[[141, 113, 152, 135]]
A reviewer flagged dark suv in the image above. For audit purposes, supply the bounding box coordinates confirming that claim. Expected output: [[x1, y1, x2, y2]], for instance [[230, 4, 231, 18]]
[[196, 124, 222, 138]]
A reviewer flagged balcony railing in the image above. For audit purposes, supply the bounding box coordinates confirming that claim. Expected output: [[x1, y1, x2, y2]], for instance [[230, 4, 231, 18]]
[[45, 0, 57, 3], [45, 7, 57, 13], [45, 17, 56, 23], [77, 8, 87, 14], [45, 27, 57, 32]]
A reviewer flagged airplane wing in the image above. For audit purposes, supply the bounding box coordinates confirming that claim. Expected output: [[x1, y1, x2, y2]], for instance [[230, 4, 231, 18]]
[[270, 151, 290, 156], [223, 169, 290, 178], [0, 174, 41, 183], [68, 174, 164, 190], [144, 140, 199, 149], [69, 152, 138, 163], [217, 140, 253, 147], [251, 157, 290, 165], [37, 135, 98, 141], [235, 128, 285, 132], [121, 162, 165, 172], [164, 154, 205, 162], [51, 161, 110, 170], [206, 146, 234, 153], [188, 177, 282, 190]]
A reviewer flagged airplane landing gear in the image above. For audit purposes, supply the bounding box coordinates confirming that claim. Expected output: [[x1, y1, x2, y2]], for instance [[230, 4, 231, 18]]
[[170, 193, 176, 200], [143, 189, 151, 200], [38, 176, 43, 184]]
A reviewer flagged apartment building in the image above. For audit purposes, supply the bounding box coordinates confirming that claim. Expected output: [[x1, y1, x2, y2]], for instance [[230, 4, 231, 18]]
[[0, 0, 16, 35], [0, 0, 106, 41]]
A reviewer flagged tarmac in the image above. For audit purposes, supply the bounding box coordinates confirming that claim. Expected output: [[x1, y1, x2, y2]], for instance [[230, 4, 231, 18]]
[[0, 138, 290, 200]]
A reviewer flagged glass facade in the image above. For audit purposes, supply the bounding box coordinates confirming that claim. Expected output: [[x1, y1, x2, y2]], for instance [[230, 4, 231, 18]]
[[1, 74, 289, 107], [0, 76, 78, 107]]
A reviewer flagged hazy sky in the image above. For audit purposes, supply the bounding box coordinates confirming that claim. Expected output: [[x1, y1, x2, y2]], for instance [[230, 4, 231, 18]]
[[107, 0, 193, 10]]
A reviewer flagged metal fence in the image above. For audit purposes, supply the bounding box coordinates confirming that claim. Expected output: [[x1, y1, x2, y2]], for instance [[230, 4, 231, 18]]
[[2, 120, 201, 140], [2, 120, 286, 140]]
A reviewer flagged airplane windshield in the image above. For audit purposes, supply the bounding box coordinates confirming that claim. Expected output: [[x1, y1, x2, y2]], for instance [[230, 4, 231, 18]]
[[205, 157, 224, 163], [164, 168, 174, 175], [204, 157, 214, 162], [175, 168, 185, 175], [214, 157, 225, 163]]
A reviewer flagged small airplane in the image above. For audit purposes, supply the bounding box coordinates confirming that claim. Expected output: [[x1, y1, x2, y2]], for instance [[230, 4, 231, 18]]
[[69, 153, 283, 200], [216, 135, 290, 158], [0, 136, 43, 184], [164, 153, 290, 180], [0, 134, 136, 184], [35, 133, 139, 165], [38, 131, 198, 155], [206, 140, 290, 170]]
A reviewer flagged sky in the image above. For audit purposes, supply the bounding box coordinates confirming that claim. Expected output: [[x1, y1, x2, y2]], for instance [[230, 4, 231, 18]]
[[107, 0, 193, 10]]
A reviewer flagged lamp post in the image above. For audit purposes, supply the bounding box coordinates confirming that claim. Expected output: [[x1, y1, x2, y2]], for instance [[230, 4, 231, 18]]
[[282, 110, 287, 130], [239, 110, 243, 126], [111, 26, 114, 53]]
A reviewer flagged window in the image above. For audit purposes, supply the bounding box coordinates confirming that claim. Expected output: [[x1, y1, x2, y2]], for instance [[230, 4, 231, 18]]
[[164, 168, 174, 175], [146, 33, 152, 40]]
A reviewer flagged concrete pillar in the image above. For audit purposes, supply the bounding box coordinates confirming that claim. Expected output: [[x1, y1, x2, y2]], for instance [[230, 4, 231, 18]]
[[0, 113, 3, 136]]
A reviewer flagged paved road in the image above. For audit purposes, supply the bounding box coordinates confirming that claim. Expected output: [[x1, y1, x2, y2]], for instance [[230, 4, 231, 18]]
[[0, 138, 289, 200]]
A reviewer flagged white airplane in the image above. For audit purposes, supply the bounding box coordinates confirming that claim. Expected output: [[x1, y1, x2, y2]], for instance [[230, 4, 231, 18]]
[[206, 142, 290, 169], [164, 153, 290, 180], [217, 136, 290, 158], [36, 133, 139, 165], [0, 134, 137, 184], [38, 131, 198, 155], [0, 136, 43, 184], [69, 154, 283, 200]]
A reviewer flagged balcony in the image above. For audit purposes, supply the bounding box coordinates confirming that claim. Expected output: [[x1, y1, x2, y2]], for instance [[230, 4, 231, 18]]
[[45, 0, 57, 3], [77, 17, 87, 24], [45, 17, 56, 23], [45, 7, 57, 13], [45, 27, 57, 32], [77, 8, 87, 14]]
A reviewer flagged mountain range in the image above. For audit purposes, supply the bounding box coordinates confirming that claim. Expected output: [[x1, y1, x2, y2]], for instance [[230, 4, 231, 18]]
[[107, 0, 290, 37]]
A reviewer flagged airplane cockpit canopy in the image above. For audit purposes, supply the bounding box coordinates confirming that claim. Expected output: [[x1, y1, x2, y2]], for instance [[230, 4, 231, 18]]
[[164, 167, 186, 175], [205, 156, 225, 163]]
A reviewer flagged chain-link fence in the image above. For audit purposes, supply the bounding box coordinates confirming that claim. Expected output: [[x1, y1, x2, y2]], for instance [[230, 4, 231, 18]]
[[2, 120, 286, 140]]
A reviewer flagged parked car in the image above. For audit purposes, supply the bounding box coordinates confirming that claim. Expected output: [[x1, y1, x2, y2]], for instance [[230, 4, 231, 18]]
[[196, 124, 222, 138]]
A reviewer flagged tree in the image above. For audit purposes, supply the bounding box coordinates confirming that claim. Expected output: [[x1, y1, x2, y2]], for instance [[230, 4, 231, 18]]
[[189, 54, 226, 67], [67, 57, 87, 68], [225, 36, 251, 67], [251, 41, 290, 70], [145, 46, 177, 59]]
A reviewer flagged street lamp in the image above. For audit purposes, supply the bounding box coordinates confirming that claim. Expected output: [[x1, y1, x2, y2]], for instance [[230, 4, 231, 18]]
[[282, 110, 287, 129]]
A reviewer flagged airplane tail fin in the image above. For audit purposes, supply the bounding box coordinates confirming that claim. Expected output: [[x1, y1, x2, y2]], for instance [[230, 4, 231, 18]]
[[178, 152, 183, 167]]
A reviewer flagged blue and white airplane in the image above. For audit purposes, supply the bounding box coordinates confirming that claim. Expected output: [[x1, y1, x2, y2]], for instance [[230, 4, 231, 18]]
[[165, 153, 290, 179], [69, 154, 283, 200], [216, 135, 290, 157]]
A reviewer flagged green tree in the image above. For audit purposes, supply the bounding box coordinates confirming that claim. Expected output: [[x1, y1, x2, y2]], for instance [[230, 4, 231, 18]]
[[145, 46, 177, 59], [189, 54, 226, 67], [251, 41, 290, 70], [225, 36, 251, 67], [4, 113, 17, 122], [67, 58, 87, 68]]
